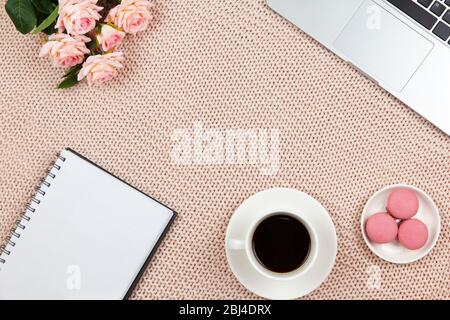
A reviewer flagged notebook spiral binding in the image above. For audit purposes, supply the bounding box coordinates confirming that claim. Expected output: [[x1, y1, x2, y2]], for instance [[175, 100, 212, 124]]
[[0, 153, 67, 265]]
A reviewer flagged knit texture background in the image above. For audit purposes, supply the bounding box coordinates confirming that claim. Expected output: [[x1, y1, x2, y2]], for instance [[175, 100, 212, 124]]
[[0, 0, 449, 299]]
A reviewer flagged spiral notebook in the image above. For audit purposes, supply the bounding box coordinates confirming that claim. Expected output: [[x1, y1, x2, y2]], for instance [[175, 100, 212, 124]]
[[0, 148, 176, 300]]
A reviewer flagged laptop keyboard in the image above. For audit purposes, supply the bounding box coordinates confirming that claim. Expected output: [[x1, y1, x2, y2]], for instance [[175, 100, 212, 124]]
[[386, 0, 450, 44]]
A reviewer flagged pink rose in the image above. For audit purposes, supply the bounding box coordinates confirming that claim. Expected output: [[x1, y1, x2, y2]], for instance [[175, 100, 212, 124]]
[[39, 34, 90, 68], [97, 24, 125, 52], [105, 0, 154, 34], [56, 0, 103, 35], [78, 52, 124, 85]]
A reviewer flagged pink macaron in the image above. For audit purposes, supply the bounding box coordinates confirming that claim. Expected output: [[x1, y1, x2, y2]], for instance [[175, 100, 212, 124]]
[[398, 219, 428, 250], [387, 188, 419, 219], [365, 212, 398, 244]]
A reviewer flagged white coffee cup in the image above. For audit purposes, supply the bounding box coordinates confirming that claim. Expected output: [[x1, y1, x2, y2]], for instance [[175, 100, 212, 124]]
[[225, 188, 337, 299], [227, 209, 319, 281]]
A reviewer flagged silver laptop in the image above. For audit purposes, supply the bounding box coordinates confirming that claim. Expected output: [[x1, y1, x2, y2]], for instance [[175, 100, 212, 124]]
[[268, 0, 450, 135]]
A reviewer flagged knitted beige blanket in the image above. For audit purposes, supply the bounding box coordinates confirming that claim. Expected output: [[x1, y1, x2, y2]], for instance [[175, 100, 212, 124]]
[[0, 0, 448, 299]]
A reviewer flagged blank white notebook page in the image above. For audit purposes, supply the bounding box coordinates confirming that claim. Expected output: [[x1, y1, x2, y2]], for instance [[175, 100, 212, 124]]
[[0, 149, 174, 299]]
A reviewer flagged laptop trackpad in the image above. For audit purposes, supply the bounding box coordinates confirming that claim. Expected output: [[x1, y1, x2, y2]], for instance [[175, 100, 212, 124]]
[[334, 0, 433, 92]]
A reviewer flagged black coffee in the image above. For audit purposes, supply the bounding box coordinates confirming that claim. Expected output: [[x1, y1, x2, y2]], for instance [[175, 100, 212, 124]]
[[252, 214, 311, 273]]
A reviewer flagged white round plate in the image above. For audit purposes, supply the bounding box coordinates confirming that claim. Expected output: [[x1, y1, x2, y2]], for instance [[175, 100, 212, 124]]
[[361, 184, 440, 264], [225, 188, 337, 300]]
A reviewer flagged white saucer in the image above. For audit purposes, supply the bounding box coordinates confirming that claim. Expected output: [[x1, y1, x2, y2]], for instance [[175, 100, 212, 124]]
[[361, 184, 440, 264], [225, 188, 337, 300]]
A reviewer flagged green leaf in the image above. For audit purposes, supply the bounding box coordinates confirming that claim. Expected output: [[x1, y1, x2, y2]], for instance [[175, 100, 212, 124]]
[[63, 64, 82, 78], [33, 5, 58, 34], [35, 9, 55, 33], [57, 71, 80, 89], [58, 66, 82, 89], [31, 0, 54, 14], [5, 0, 37, 34]]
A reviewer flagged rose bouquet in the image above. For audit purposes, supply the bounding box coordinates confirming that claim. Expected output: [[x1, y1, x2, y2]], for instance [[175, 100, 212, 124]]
[[5, 0, 155, 88]]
